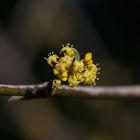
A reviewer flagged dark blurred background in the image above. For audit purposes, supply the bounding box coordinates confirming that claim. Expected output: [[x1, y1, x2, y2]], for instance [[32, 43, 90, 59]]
[[0, 0, 140, 140]]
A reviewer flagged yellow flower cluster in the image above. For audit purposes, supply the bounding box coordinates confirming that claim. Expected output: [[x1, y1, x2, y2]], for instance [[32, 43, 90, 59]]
[[46, 43, 99, 89]]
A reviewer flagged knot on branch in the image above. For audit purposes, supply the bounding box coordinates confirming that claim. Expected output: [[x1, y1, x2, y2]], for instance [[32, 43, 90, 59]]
[[24, 81, 53, 99]]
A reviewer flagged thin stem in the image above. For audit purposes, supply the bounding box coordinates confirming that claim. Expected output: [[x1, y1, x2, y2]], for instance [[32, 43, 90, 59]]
[[0, 84, 27, 96], [0, 82, 51, 99], [55, 85, 140, 99], [0, 82, 140, 100]]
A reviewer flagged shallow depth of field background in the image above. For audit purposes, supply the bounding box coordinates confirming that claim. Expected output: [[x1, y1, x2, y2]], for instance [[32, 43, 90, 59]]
[[0, 0, 140, 140]]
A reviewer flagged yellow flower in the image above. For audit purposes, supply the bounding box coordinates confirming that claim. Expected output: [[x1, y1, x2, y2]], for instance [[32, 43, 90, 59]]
[[84, 52, 93, 65], [68, 74, 80, 87], [52, 79, 61, 89], [53, 69, 59, 75], [46, 43, 100, 89], [72, 60, 84, 72], [53, 63, 68, 81], [75, 72, 84, 81], [59, 55, 73, 69], [60, 43, 74, 56], [82, 67, 97, 85], [54, 63, 67, 72], [61, 71, 68, 81], [84, 77, 96, 85], [88, 63, 98, 73], [85, 52, 92, 61], [47, 54, 59, 67]]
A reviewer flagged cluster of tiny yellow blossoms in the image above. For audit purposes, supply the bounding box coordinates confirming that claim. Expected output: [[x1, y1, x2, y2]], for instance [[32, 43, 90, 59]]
[[45, 43, 100, 89]]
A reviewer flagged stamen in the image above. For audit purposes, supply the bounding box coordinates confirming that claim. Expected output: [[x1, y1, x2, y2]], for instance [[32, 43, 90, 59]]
[[96, 63, 99, 66]]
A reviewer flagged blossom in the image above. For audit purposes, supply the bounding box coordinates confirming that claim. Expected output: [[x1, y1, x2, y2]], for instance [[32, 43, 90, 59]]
[[59, 55, 73, 69], [60, 43, 74, 56], [84, 52, 93, 65], [68, 74, 80, 87], [72, 60, 84, 72], [46, 54, 58, 67], [46, 43, 100, 89], [52, 80, 61, 89]]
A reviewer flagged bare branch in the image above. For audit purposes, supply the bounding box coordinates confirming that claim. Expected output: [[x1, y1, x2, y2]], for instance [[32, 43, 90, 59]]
[[55, 85, 140, 99], [0, 82, 140, 100], [0, 82, 51, 99]]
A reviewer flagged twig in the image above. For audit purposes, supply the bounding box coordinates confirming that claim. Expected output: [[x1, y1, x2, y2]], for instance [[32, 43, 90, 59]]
[[1, 81, 140, 100], [0, 82, 52, 99], [56, 85, 140, 99]]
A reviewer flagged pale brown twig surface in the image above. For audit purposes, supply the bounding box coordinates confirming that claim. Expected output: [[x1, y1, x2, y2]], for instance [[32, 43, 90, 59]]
[[1, 82, 140, 100]]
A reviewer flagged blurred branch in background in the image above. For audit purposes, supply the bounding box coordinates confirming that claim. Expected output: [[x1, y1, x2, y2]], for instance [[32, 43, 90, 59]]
[[1, 82, 140, 100]]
